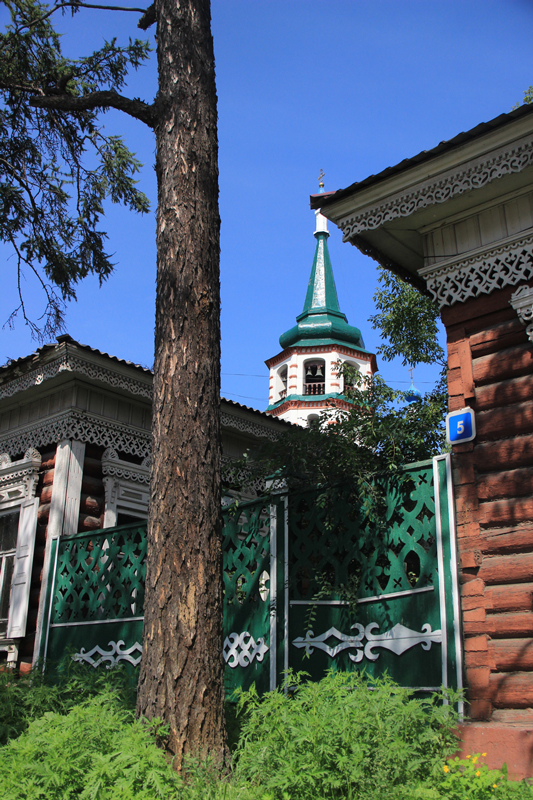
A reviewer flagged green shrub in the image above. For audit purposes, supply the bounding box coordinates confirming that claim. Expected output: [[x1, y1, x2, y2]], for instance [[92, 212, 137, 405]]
[[233, 670, 459, 800], [0, 690, 182, 800], [0, 660, 136, 745], [1, 665, 532, 800]]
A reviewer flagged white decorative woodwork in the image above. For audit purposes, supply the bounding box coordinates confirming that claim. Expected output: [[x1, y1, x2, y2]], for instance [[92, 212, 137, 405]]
[[7, 497, 40, 638], [419, 233, 533, 308], [0, 410, 151, 462], [0, 448, 41, 503], [510, 284, 533, 342], [102, 448, 150, 526], [63, 440, 85, 538], [292, 621, 442, 662], [0, 448, 42, 642], [34, 439, 85, 657], [0, 352, 152, 401], [337, 136, 533, 240], [223, 631, 269, 668], [73, 639, 143, 668]]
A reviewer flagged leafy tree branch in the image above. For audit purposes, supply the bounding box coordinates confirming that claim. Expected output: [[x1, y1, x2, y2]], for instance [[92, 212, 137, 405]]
[[370, 266, 446, 369], [227, 367, 447, 526]]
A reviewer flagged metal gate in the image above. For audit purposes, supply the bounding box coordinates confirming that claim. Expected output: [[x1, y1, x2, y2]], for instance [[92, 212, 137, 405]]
[[40, 454, 462, 699]]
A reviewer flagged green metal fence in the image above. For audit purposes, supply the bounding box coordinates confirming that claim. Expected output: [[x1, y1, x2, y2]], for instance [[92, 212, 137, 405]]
[[40, 454, 462, 701]]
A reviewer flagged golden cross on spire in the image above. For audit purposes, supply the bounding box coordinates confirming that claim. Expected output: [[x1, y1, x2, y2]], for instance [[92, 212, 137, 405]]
[[318, 169, 325, 189], [409, 365, 414, 381]]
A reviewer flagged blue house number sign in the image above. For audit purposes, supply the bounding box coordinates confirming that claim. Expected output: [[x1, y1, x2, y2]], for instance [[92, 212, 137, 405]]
[[446, 407, 476, 445]]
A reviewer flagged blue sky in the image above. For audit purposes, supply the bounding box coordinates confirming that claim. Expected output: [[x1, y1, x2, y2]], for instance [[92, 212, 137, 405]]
[[2, 0, 533, 409]]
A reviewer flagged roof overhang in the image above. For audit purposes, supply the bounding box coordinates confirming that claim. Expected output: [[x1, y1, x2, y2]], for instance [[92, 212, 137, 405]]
[[311, 105, 533, 296]]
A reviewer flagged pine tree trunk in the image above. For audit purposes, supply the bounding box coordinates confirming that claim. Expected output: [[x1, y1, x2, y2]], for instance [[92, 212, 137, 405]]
[[136, 0, 226, 766]]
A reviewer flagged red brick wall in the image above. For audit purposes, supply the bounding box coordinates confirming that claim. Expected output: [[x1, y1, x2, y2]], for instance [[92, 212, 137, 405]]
[[442, 281, 533, 720]]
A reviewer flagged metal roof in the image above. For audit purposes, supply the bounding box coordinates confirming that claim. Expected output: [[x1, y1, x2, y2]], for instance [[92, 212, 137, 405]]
[[1, 335, 291, 424], [310, 103, 533, 210], [1, 334, 152, 377]]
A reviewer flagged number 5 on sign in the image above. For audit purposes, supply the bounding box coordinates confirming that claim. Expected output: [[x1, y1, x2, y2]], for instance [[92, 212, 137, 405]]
[[446, 407, 476, 445]]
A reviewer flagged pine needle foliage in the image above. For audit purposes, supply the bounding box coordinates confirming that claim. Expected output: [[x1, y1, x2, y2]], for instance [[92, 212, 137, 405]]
[[0, 0, 151, 338]]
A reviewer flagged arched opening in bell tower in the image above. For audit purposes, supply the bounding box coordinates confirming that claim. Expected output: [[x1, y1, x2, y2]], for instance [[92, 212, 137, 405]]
[[303, 359, 326, 396]]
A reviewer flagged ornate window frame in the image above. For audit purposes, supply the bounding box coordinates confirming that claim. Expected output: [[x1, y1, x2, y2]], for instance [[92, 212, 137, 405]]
[[101, 448, 150, 527], [0, 449, 41, 665]]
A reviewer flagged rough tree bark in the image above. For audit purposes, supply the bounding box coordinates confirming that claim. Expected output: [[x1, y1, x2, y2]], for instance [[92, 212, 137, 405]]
[[135, 0, 226, 765]]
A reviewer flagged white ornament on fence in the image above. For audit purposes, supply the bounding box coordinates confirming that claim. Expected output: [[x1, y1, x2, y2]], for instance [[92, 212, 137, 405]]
[[73, 640, 143, 668], [292, 621, 441, 662], [223, 631, 269, 668]]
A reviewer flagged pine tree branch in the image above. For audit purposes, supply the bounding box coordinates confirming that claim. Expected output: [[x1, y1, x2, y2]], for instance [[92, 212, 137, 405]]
[[137, 3, 155, 29], [0, 81, 43, 94], [29, 90, 156, 127], [18, 2, 151, 30]]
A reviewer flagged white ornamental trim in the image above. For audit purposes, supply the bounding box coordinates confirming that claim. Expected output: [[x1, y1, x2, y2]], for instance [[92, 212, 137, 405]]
[[220, 412, 281, 442], [0, 410, 151, 460], [0, 448, 42, 502], [101, 448, 150, 484], [338, 137, 533, 239], [0, 352, 152, 401], [223, 631, 269, 668], [67, 356, 152, 399], [420, 235, 533, 308], [292, 622, 441, 663], [0, 354, 69, 400], [73, 640, 143, 668], [510, 284, 533, 342]]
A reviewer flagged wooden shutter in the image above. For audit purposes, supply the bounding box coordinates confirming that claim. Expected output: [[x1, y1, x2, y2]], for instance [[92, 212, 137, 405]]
[[7, 497, 39, 639]]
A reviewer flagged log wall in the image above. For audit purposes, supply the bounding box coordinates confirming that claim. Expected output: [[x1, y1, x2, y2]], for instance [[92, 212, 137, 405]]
[[16, 442, 106, 670], [16, 445, 56, 671], [79, 444, 105, 532], [442, 281, 533, 721]]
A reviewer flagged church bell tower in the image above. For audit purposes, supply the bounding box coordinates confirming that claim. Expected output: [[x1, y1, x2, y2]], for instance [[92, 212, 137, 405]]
[[265, 176, 377, 427]]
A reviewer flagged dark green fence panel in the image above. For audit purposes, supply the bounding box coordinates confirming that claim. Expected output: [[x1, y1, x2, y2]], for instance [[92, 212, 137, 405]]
[[285, 456, 462, 699], [42, 523, 147, 670], [40, 455, 462, 702], [222, 496, 281, 697], [41, 503, 281, 694]]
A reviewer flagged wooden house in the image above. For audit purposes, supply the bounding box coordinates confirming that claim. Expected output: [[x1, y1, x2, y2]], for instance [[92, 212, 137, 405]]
[[0, 335, 289, 672], [312, 102, 533, 777]]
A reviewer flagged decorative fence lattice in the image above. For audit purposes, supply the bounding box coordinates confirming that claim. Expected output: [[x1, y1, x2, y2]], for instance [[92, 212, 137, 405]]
[[51, 525, 147, 625], [288, 463, 436, 603], [41, 455, 462, 699]]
